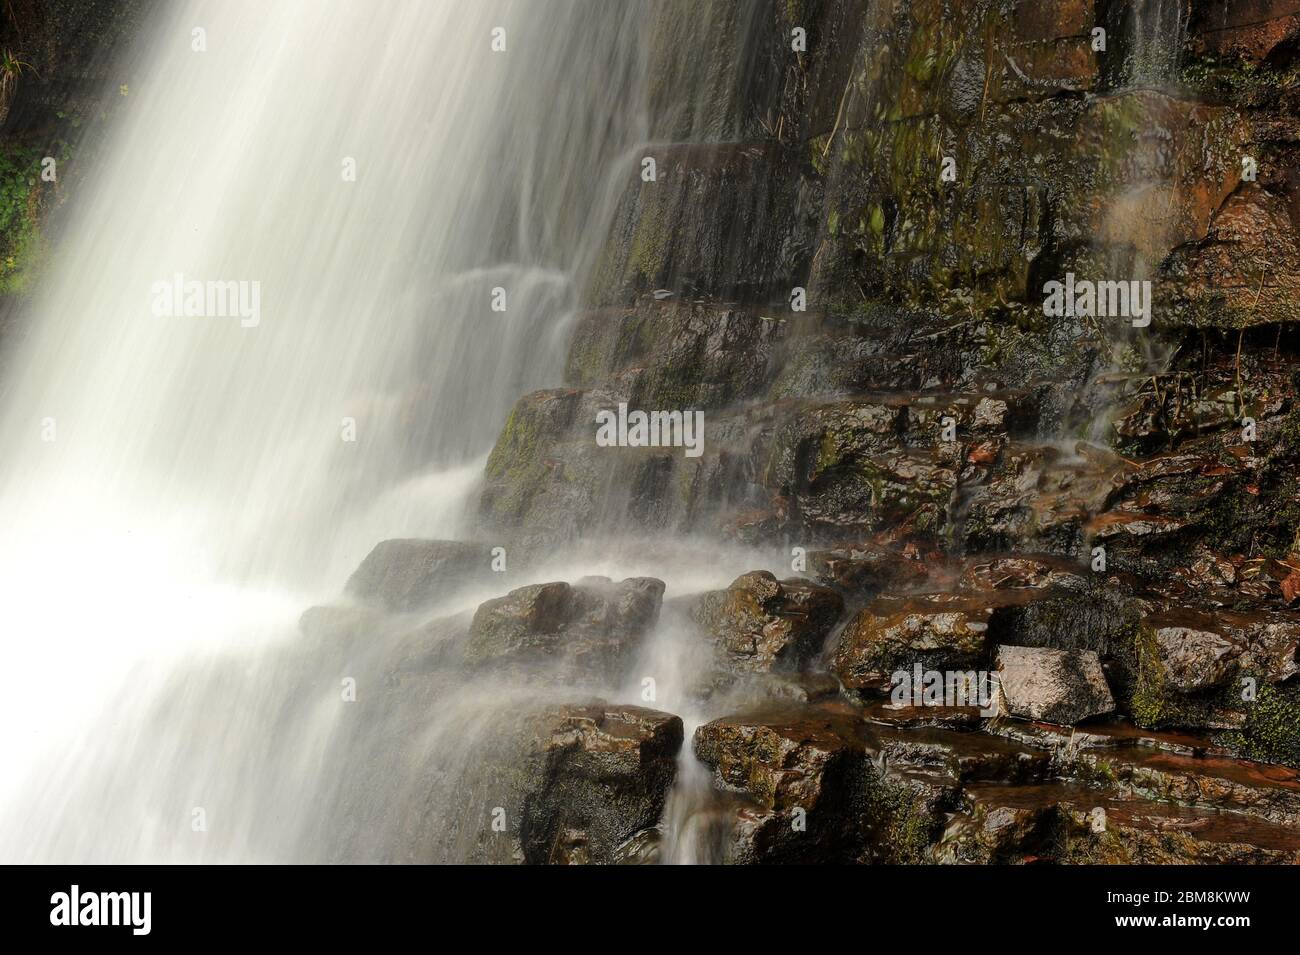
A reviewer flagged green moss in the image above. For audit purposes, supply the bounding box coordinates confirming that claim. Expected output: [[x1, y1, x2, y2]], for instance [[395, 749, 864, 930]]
[[1181, 55, 1300, 104], [0, 143, 53, 293], [1128, 621, 1294, 751], [1219, 683, 1300, 768], [863, 774, 934, 864], [1051, 821, 1132, 865], [1130, 623, 1221, 729], [482, 400, 554, 524]]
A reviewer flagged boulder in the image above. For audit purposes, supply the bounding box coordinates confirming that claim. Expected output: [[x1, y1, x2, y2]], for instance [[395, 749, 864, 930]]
[[465, 576, 665, 677], [691, 705, 943, 863], [805, 542, 930, 593], [519, 703, 683, 864], [1131, 608, 1300, 743], [344, 539, 495, 613], [833, 593, 999, 692], [995, 645, 1115, 725], [1144, 608, 1300, 693], [690, 571, 844, 673]]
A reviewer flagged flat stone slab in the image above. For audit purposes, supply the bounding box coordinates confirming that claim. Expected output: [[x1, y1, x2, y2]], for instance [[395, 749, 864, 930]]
[[995, 644, 1115, 725]]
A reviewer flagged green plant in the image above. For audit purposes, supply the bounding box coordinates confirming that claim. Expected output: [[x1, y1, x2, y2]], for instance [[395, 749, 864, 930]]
[[0, 143, 50, 293], [0, 48, 38, 100]]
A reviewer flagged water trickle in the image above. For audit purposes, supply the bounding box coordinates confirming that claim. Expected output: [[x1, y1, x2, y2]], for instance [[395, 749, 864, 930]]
[[1124, 0, 1188, 91]]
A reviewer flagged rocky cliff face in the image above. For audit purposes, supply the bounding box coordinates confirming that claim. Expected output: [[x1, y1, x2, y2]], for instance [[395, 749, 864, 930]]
[[434, 0, 1300, 863]]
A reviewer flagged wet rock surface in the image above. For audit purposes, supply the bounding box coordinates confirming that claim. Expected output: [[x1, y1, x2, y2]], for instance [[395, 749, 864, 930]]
[[832, 593, 1000, 692], [517, 703, 683, 864], [441, 701, 684, 865], [344, 539, 498, 613], [465, 576, 665, 677], [689, 571, 844, 675]]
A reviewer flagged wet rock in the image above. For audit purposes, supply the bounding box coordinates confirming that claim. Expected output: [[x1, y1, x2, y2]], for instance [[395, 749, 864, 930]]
[[689, 571, 844, 674], [960, 442, 1116, 555], [1062, 743, 1300, 827], [783, 447, 959, 539], [479, 388, 583, 530], [958, 554, 1087, 592], [1055, 796, 1300, 865], [805, 542, 930, 593], [518, 703, 683, 865], [564, 301, 781, 409], [756, 396, 965, 538], [1165, 184, 1300, 330], [765, 399, 907, 479], [640, 0, 867, 144], [939, 784, 1054, 864], [945, 783, 1300, 864], [588, 142, 810, 306], [751, 671, 844, 704], [1151, 620, 1240, 693], [832, 593, 999, 692], [873, 724, 1053, 785], [995, 645, 1115, 725], [465, 576, 665, 676], [979, 579, 1149, 703], [1145, 608, 1300, 693], [692, 704, 952, 863], [770, 328, 925, 399], [1189, 1, 1300, 63], [693, 706, 868, 813], [900, 389, 1037, 447], [984, 717, 1234, 760], [861, 698, 984, 731], [343, 539, 495, 613], [1132, 606, 1300, 739], [692, 704, 1058, 862]]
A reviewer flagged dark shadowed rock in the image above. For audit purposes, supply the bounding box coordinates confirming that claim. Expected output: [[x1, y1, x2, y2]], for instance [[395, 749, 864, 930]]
[[465, 576, 665, 677], [344, 539, 496, 613], [996, 645, 1115, 725], [689, 571, 844, 674], [519, 703, 683, 864]]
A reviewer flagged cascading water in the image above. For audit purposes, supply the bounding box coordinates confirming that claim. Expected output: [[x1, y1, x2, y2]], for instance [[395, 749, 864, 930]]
[[1123, 0, 1188, 90], [0, 0, 693, 862]]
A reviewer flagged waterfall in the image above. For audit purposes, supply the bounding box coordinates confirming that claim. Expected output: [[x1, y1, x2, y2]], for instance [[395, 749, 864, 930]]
[[0, 0, 656, 862], [1124, 0, 1188, 91]]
